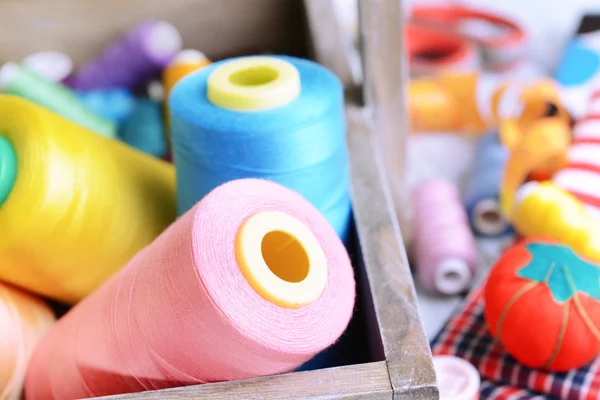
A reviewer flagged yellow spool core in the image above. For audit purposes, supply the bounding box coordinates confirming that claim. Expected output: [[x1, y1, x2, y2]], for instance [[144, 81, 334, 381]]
[[235, 211, 328, 308], [207, 57, 301, 111]]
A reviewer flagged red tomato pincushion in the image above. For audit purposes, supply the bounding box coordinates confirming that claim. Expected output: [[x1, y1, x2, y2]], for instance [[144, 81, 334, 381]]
[[484, 238, 600, 372]]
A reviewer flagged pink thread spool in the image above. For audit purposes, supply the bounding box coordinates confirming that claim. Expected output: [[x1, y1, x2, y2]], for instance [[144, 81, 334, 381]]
[[25, 178, 356, 399], [411, 179, 477, 296]]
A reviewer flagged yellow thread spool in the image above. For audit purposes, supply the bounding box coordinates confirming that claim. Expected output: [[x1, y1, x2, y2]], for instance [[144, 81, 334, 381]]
[[0, 95, 176, 304], [207, 57, 301, 111], [513, 181, 600, 262], [235, 211, 328, 309], [163, 50, 211, 141]]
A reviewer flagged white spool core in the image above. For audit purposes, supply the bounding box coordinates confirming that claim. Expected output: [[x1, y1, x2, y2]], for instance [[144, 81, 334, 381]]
[[435, 258, 472, 295], [173, 49, 208, 64], [0, 62, 20, 90], [145, 21, 183, 61], [472, 198, 509, 236], [515, 181, 540, 207], [147, 81, 165, 102], [22, 51, 73, 83]]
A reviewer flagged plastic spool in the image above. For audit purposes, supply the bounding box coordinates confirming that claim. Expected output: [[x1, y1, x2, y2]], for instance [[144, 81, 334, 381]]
[[170, 55, 352, 241], [69, 19, 182, 90], [411, 179, 477, 296], [0, 63, 116, 137], [22, 51, 73, 83], [465, 132, 512, 237], [25, 178, 355, 399], [433, 355, 480, 400], [0, 95, 176, 304]]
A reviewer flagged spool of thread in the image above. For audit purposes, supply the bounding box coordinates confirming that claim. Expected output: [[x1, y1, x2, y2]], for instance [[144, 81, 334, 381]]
[[25, 178, 356, 399], [0, 282, 56, 400], [464, 132, 513, 237], [69, 19, 182, 90], [119, 98, 167, 158], [76, 88, 136, 125], [0, 63, 116, 137], [170, 55, 352, 241], [0, 95, 176, 304], [22, 51, 73, 83], [433, 355, 480, 400], [411, 179, 477, 296], [163, 49, 211, 141]]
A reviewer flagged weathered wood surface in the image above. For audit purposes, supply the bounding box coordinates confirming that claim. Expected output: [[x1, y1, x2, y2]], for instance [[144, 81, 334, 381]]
[[92, 362, 392, 400]]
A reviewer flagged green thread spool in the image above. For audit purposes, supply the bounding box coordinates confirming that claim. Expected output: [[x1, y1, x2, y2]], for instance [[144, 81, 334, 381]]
[[0, 136, 17, 206], [0, 63, 116, 137]]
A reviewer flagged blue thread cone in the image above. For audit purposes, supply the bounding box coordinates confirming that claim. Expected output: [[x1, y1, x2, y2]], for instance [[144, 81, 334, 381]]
[[76, 88, 136, 126]]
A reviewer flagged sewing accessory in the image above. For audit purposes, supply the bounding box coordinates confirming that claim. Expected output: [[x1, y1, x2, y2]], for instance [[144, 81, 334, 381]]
[[484, 238, 600, 372], [76, 87, 136, 125], [0, 95, 176, 304], [408, 5, 526, 75], [465, 132, 512, 237], [163, 49, 211, 141], [502, 94, 600, 261], [25, 178, 356, 399], [0, 283, 55, 400], [119, 98, 167, 158], [411, 179, 477, 296], [432, 286, 600, 399], [433, 355, 480, 400], [69, 19, 182, 90], [0, 62, 116, 137], [169, 55, 352, 241], [22, 51, 73, 83]]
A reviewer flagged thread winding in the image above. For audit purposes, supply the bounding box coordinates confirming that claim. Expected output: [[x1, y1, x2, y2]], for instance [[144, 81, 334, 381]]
[[25, 178, 356, 399], [119, 98, 167, 158], [0, 95, 176, 304], [412, 179, 477, 295], [465, 132, 513, 237], [0, 283, 55, 400], [0, 63, 116, 137], [76, 88, 136, 125], [169, 55, 352, 241], [69, 20, 182, 90]]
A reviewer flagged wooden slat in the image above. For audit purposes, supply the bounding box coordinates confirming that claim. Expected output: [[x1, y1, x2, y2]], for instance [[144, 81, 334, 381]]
[[0, 0, 308, 65], [91, 362, 392, 400], [357, 0, 413, 246], [303, 0, 357, 88], [346, 106, 439, 400]]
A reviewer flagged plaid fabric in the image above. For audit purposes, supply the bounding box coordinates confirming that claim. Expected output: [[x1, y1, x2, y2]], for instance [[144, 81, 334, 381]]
[[430, 287, 600, 400]]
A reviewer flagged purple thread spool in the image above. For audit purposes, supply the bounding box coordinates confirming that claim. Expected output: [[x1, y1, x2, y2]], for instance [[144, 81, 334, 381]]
[[70, 20, 182, 90], [411, 179, 477, 296]]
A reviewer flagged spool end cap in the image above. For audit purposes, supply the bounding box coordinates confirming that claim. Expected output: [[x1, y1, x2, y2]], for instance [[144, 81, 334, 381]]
[[435, 258, 473, 295], [433, 355, 480, 400], [0, 136, 17, 206]]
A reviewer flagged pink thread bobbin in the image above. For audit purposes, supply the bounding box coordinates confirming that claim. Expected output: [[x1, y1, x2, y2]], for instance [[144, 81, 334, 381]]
[[25, 178, 356, 399], [411, 179, 478, 296]]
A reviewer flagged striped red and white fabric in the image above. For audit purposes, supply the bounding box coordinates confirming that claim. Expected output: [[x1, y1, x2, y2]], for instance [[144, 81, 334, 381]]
[[553, 92, 600, 221], [431, 286, 600, 399]]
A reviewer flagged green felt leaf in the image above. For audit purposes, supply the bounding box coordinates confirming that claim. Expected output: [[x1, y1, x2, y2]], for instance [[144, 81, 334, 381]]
[[517, 243, 600, 303]]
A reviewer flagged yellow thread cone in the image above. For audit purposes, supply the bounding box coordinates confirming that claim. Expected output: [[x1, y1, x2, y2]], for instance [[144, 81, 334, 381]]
[[0, 95, 176, 304]]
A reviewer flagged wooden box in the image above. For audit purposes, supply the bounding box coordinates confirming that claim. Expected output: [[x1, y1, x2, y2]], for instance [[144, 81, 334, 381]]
[[0, 0, 438, 398]]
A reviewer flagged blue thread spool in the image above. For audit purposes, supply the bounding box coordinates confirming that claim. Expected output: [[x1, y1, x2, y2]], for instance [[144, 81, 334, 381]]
[[76, 88, 136, 125], [464, 131, 513, 237], [119, 98, 167, 158], [169, 55, 352, 241]]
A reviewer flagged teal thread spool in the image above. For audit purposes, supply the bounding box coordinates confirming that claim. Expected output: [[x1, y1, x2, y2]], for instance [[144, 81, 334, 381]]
[[0, 136, 17, 206], [0, 63, 116, 137], [77, 88, 136, 126], [119, 99, 167, 158]]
